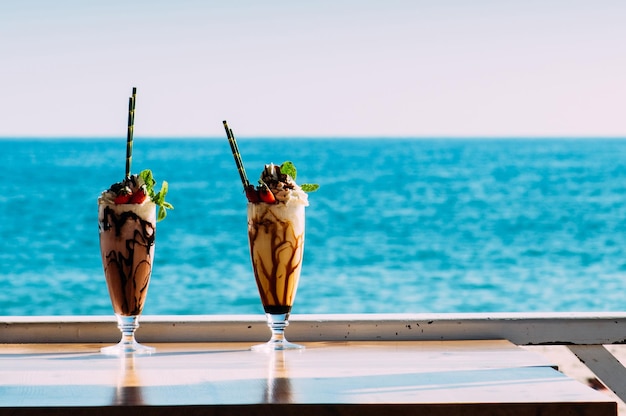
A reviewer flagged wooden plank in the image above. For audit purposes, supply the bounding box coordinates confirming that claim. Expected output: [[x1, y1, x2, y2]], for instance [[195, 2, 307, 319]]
[[568, 345, 626, 404], [0, 341, 617, 415], [2, 313, 626, 345]]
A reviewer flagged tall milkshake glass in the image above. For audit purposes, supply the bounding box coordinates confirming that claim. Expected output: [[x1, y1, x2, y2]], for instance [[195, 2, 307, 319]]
[[248, 201, 306, 351], [223, 120, 317, 351], [99, 200, 156, 355], [98, 88, 172, 355]]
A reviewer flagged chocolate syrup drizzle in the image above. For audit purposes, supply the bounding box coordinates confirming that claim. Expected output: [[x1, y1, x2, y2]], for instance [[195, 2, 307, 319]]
[[100, 206, 155, 316], [248, 209, 303, 314]]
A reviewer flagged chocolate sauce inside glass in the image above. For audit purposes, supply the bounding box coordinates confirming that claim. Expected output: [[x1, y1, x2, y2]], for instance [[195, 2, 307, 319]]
[[248, 203, 304, 312], [99, 205, 155, 316], [263, 305, 292, 314]]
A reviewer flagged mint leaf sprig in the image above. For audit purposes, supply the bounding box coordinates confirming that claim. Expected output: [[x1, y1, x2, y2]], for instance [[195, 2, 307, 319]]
[[301, 183, 320, 193], [280, 161, 319, 193], [139, 169, 174, 221]]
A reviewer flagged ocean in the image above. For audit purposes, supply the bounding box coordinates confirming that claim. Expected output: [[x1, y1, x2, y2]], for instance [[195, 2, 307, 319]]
[[1, 138, 626, 316]]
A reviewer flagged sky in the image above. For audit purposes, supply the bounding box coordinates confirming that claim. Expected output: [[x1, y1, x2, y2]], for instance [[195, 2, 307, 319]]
[[1, 0, 625, 138]]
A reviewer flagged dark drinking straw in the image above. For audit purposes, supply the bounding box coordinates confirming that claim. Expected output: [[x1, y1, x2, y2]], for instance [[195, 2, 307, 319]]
[[125, 87, 137, 179]]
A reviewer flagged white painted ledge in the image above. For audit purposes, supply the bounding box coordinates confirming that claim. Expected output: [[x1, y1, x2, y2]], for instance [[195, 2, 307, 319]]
[[2, 312, 626, 345]]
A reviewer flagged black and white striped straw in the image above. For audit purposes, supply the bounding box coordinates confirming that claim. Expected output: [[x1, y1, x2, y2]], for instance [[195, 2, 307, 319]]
[[125, 87, 137, 179], [223, 120, 250, 189]]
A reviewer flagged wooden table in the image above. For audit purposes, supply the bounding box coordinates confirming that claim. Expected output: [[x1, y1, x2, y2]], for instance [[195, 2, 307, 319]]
[[0, 340, 617, 415]]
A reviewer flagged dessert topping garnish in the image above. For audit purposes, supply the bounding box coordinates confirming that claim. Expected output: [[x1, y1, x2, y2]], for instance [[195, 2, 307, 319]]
[[102, 169, 173, 221], [257, 181, 277, 204], [100, 87, 174, 221], [223, 120, 319, 204]]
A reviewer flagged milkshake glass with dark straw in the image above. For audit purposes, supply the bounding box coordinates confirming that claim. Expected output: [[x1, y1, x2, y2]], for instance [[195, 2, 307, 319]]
[[224, 121, 317, 350], [99, 88, 172, 355]]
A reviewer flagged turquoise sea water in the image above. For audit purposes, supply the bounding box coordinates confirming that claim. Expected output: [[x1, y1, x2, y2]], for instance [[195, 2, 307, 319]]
[[1, 138, 626, 316]]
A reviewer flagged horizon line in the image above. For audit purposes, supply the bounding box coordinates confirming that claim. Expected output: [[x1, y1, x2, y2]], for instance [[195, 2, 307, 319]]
[[1, 135, 626, 141]]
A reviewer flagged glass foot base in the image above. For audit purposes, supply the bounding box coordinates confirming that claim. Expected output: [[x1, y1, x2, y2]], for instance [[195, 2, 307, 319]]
[[251, 339, 305, 351], [101, 314, 155, 355], [252, 312, 304, 351], [101, 341, 155, 356]]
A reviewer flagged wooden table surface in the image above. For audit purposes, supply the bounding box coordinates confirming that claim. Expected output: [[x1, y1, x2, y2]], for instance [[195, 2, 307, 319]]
[[0, 340, 617, 415]]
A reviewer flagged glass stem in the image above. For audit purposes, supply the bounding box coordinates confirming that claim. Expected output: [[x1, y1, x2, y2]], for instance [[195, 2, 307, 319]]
[[102, 314, 154, 355], [117, 315, 140, 346], [267, 313, 289, 344], [252, 312, 303, 351]]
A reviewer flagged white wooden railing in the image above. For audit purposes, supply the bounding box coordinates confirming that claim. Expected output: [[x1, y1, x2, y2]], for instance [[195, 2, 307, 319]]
[[2, 312, 625, 402]]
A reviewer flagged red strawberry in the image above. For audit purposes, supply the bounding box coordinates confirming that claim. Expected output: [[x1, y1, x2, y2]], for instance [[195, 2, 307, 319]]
[[257, 185, 276, 204], [244, 185, 260, 203], [129, 188, 147, 204], [114, 193, 132, 204]]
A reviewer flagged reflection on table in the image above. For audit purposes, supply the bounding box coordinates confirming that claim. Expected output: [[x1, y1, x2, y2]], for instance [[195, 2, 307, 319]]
[[0, 340, 617, 416]]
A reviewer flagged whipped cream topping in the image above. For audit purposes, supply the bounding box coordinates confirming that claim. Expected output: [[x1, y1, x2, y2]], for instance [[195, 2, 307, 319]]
[[261, 163, 309, 206], [98, 174, 151, 210]]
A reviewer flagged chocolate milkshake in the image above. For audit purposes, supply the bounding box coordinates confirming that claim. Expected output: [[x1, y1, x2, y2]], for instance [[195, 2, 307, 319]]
[[244, 162, 317, 351], [98, 199, 156, 316], [98, 169, 172, 355], [248, 201, 305, 315], [223, 121, 317, 350]]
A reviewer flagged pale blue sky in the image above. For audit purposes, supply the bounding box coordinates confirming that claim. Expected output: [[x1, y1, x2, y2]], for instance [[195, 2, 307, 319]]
[[1, 0, 624, 138]]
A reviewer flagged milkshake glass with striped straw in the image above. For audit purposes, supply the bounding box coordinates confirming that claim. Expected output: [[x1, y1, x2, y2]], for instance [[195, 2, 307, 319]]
[[99, 88, 172, 355], [223, 121, 316, 350], [247, 192, 306, 350]]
